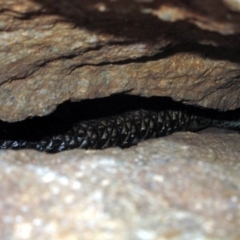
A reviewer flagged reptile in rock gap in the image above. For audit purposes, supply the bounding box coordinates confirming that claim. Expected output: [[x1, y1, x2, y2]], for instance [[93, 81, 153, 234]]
[[0, 95, 239, 153]]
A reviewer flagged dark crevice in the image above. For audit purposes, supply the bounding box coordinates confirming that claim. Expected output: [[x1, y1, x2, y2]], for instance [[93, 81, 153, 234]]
[[0, 94, 239, 143], [38, 43, 240, 76], [32, 0, 240, 49], [90, 43, 240, 64], [63, 43, 240, 77], [10, 41, 240, 86]]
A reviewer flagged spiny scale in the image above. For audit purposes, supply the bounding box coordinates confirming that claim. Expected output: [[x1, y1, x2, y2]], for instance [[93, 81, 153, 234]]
[[0, 109, 213, 153]]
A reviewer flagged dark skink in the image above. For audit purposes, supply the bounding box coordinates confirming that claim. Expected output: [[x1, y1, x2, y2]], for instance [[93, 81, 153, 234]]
[[0, 108, 238, 153]]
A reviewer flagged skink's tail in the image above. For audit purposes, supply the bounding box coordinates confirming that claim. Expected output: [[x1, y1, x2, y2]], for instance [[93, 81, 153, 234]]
[[212, 119, 240, 130]]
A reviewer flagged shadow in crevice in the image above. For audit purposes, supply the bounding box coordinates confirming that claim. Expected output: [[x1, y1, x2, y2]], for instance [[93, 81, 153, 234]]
[[27, 0, 240, 63], [0, 94, 240, 142], [82, 43, 240, 65]]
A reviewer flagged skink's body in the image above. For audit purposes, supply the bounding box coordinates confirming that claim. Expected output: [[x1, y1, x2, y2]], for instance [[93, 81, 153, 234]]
[[0, 108, 238, 153]]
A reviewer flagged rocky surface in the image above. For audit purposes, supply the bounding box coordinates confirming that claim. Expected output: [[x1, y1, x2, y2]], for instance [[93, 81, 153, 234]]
[[1, 1, 240, 239], [0, 132, 240, 240], [0, 0, 240, 121]]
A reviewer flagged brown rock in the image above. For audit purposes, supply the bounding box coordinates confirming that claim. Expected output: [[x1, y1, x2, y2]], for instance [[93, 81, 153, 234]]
[[0, 132, 240, 239], [0, 0, 240, 120], [148, 0, 240, 34], [1, 1, 240, 239], [223, 0, 240, 12]]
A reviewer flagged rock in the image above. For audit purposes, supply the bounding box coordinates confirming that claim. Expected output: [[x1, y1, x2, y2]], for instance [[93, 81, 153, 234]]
[[0, 132, 240, 239], [223, 0, 240, 12], [0, 0, 240, 121], [1, 1, 240, 239], [148, 0, 240, 34]]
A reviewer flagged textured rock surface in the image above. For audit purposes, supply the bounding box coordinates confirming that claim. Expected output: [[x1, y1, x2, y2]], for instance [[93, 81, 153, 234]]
[[1, 1, 240, 239], [223, 0, 240, 12], [0, 0, 240, 121], [1, 132, 240, 240]]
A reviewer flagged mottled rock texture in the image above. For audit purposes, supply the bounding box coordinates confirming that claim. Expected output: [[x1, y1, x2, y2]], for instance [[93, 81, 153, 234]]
[[0, 0, 240, 121], [0, 132, 240, 240], [1, 1, 240, 239]]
